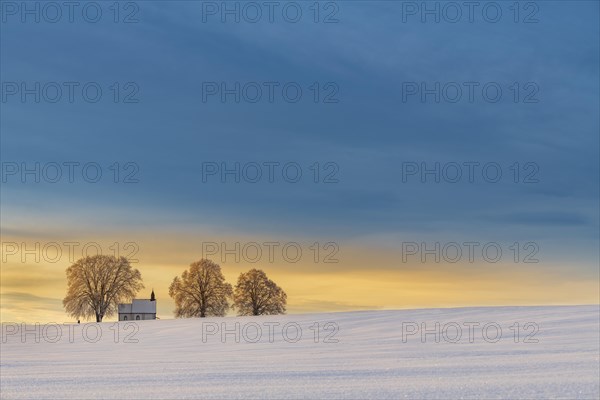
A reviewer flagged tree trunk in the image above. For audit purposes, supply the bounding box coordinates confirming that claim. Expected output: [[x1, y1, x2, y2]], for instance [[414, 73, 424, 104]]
[[96, 313, 102, 322]]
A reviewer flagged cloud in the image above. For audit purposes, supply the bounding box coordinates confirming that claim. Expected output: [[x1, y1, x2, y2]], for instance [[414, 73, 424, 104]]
[[0, 292, 65, 322], [1, 1, 598, 322], [485, 212, 590, 227]]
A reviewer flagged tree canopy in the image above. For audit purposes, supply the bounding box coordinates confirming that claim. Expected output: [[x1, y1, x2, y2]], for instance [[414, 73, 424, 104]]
[[63, 255, 144, 322], [169, 259, 233, 318], [233, 269, 287, 316]]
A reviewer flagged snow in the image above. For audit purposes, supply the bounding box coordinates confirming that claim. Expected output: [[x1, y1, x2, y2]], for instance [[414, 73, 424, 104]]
[[1, 305, 599, 399]]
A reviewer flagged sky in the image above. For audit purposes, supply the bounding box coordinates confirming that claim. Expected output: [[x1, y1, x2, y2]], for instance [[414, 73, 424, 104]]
[[1, 1, 599, 323]]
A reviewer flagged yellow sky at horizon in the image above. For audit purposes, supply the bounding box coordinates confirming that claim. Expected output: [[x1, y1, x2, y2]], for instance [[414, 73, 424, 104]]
[[1, 230, 598, 323]]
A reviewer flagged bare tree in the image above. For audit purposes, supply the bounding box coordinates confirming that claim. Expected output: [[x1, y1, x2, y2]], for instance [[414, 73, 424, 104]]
[[233, 269, 287, 316], [63, 255, 144, 322], [169, 259, 233, 318]]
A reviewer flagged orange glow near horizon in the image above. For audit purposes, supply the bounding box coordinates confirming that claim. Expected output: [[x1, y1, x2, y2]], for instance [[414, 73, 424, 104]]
[[1, 230, 598, 323]]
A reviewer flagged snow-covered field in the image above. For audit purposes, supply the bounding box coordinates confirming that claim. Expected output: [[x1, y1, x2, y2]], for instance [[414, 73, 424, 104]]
[[1, 305, 598, 399]]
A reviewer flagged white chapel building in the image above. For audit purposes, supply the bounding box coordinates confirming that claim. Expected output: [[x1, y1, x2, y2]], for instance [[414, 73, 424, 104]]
[[118, 290, 157, 321]]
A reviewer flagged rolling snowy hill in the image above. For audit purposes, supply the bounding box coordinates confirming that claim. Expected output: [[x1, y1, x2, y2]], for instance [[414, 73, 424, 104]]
[[1, 305, 599, 399]]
